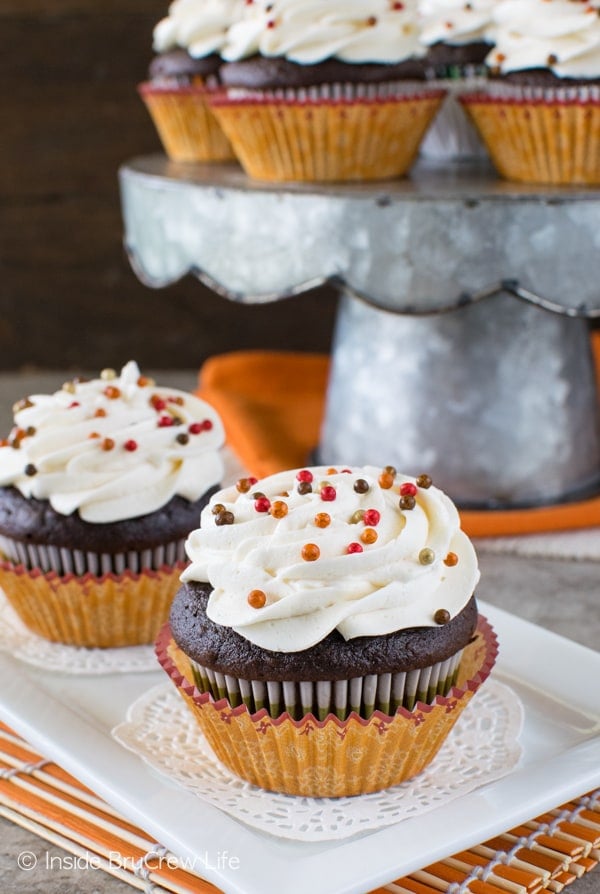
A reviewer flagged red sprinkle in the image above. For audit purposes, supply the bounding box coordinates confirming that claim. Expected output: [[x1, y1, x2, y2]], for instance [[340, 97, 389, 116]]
[[68, 401, 80, 409], [158, 415, 174, 427], [296, 469, 314, 483], [321, 485, 337, 502], [124, 439, 138, 452], [201, 419, 213, 431], [254, 497, 271, 513], [347, 542, 363, 554], [363, 509, 381, 527], [150, 396, 167, 412], [400, 482, 418, 497]]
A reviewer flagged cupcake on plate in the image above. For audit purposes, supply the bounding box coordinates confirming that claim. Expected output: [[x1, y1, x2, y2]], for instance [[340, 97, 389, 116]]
[[206, 0, 446, 182], [460, 0, 600, 184], [156, 464, 497, 797], [139, 0, 243, 162], [0, 362, 225, 648], [417, 0, 499, 159]]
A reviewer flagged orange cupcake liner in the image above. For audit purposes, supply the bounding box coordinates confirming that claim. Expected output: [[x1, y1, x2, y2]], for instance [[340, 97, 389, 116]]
[[0, 560, 186, 648], [156, 614, 498, 798], [208, 89, 446, 182], [138, 82, 235, 163], [460, 92, 600, 185]]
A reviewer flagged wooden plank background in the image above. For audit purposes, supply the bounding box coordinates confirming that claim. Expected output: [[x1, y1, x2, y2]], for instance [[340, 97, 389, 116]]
[[1, 1, 338, 372]]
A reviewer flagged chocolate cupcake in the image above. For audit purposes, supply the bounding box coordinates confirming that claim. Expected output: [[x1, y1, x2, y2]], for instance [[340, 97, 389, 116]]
[[139, 0, 241, 162], [460, 0, 600, 183], [0, 361, 225, 647], [157, 465, 498, 797], [206, 0, 445, 182]]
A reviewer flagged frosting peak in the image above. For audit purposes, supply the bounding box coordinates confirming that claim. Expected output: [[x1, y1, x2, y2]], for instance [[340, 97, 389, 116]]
[[0, 362, 225, 523], [487, 0, 600, 79], [222, 0, 424, 65], [418, 0, 499, 48], [182, 465, 480, 653], [153, 0, 245, 58]]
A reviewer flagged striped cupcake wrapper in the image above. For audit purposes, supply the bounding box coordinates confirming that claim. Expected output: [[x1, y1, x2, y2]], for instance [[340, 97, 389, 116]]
[[188, 650, 464, 721], [0, 535, 187, 577]]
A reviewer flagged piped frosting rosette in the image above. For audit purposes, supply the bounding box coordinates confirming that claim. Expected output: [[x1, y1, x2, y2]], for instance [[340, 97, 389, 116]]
[[0, 362, 225, 646], [157, 465, 496, 796], [460, 0, 600, 183]]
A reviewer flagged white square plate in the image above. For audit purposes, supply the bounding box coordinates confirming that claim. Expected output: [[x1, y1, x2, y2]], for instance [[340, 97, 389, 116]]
[[0, 600, 599, 894]]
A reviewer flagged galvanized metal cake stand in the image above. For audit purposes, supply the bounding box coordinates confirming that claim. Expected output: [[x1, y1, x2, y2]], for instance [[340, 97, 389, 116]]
[[119, 155, 600, 509]]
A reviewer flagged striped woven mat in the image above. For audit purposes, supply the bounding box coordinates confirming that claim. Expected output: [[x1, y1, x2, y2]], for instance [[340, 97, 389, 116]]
[[0, 721, 598, 894]]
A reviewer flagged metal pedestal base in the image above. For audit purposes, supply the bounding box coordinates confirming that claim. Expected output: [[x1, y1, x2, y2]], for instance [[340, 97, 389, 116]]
[[319, 291, 600, 508]]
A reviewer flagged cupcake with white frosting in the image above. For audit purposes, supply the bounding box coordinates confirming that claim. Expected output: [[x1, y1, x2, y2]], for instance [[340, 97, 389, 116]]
[[0, 362, 225, 647], [156, 464, 498, 796], [205, 0, 446, 181], [139, 0, 243, 162], [460, 0, 600, 183], [418, 0, 499, 159]]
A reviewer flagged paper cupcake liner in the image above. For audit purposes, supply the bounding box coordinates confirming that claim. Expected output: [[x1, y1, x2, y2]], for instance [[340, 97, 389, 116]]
[[460, 86, 600, 184], [156, 615, 498, 797], [419, 76, 489, 160], [187, 650, 464, 720], [0, 533, 187, 576], [138, 82, 235, 163], [208, 83, 446, 182], [0, 560, 185, 648]]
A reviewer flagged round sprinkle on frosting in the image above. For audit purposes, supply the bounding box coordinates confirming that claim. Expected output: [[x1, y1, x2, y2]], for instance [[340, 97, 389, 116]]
[[248, 589, 267, 609], [302, 543, 320, 562], [434, 609, 451, 625], [419, 548, 435, 566]]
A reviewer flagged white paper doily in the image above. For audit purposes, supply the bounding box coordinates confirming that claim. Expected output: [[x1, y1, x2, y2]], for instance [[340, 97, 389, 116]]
[[0, 590, 159, 674], [113, 679, 523, 842]]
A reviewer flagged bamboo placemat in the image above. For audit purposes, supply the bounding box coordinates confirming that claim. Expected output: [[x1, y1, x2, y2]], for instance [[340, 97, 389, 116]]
[[0, 721, 598, 894]]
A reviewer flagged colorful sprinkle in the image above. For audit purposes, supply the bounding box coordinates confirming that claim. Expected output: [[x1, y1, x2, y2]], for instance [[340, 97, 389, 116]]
[[215, 510, 235, 526], [350, 509, 365, 524], [416, 474, 432, 489], [360, 528, 378, 545], [419, 548, 435, 565], [101, 438, 115, 451], [176, 433, 189, 445], [434, 609, 451, 625], [302, 543, 320, 562], [314, 512, 331, 528], [158, 415, 174, 428], [100, 368, 117, 381], [254, 497, 271, 513], [94, 408, 107, 418], [24, 463, 37, 477], [103, 386, 121, 400], [399, 495, 416, 510], [211, 503, 226, 515], [444, 552, 459, 567], [353, 478, 370, 494], [270, 501, 288, 519], [399, 482, 417, 497], [378, 471, 394, 489], [150, 395, 167, 411], [124, 439, 138, 452], [297, 481, 312, 495], [347, 542, 363, 554], [363, 508, 381, 527], [236, 477, 256, 493], [296, 469, 314, 483], [137, 375, 155, 387], [320, 485, 337, 502], [248, 589, 266, 609]]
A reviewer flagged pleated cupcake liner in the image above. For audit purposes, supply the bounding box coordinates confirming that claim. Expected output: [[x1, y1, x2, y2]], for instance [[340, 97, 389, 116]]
[[0, 560, 186, 648], [208, 83, 446, 182], [460, 85, 600, 184], [138, 82, 235, 163], [0, 534, 186, 576], [187, 649, 464, 720], [156, 615, 498, 797]]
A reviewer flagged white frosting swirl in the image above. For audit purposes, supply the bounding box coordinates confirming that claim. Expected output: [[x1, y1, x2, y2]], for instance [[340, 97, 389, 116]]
[[222, 0, 424, 65], [0, 362, 225, 524], [182, 465, 480, 653], [487, 0, 600, 79], [418, 0, 498, 47], [153, 0, 244, 58]]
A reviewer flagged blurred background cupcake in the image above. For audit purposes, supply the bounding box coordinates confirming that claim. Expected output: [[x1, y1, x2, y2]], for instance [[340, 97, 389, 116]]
[[0, 361, 225, 647], [207, 0, 446, 182], [417, 0, 499, 160], [139, 0, 242, 162], [157, 464, 497, 797], [460, 0, 600, 183]]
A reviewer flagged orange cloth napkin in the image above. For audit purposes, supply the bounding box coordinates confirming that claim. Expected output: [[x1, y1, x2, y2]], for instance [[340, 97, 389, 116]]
[[198, 337, 600, 538]]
